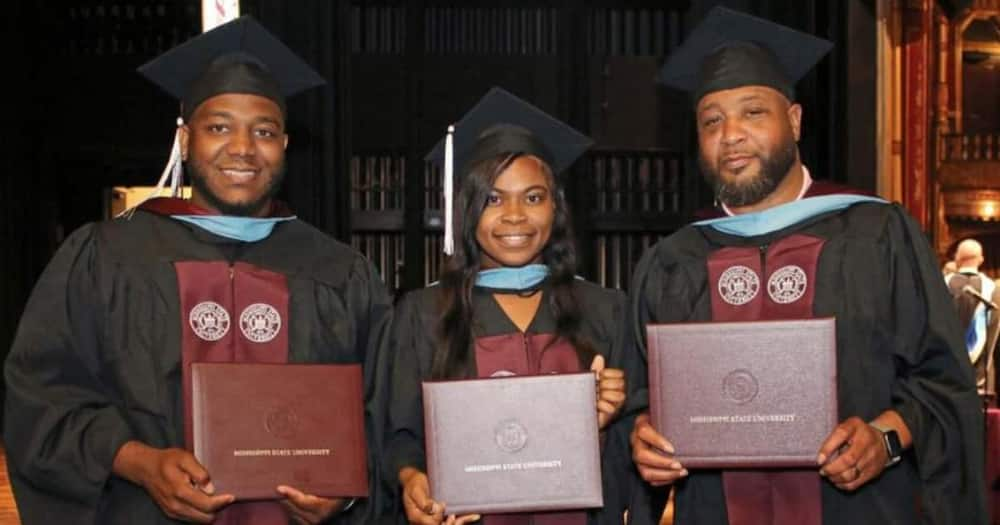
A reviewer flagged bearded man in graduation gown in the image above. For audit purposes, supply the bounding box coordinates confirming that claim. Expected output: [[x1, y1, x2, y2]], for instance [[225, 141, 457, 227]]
[[3, 17, 393, 525], [626, 7, 986, 525]]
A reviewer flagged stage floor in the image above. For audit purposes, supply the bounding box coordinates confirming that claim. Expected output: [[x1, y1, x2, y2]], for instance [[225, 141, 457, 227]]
[[0, 447, 20, 525]]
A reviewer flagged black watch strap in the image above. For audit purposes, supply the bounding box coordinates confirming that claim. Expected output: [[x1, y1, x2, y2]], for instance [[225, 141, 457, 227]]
[[870, 423, 903, 466]]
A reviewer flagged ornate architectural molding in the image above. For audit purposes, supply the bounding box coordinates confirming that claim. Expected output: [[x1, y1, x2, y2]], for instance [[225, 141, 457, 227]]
[[939, 163, 1000, 221]]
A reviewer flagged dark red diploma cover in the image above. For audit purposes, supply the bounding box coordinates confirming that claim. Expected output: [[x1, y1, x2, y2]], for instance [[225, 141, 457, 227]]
[[191, 363, 369, 499], [646, 318, 838, 468], [422, 373, 603, 515]]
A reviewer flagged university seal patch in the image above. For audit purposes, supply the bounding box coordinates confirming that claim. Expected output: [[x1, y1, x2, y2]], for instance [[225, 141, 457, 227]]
[[718, 265, 761, 306], [767, 265, 807, 304], [189, 301, 230, 341], [240, 303, 282, 343]]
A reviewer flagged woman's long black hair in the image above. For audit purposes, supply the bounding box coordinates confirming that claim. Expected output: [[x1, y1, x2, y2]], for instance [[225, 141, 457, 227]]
[[430, 153, 596, 379]]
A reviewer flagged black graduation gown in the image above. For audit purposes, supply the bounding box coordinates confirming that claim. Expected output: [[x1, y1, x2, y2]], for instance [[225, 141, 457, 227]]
[[946, 271, 1000, 396], [383, 280, 638, 524], [625, 201, 987, 525], [3, 208, 394, 525]]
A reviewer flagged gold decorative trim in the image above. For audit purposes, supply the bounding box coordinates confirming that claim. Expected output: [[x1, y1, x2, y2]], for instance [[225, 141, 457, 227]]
[[938, 161, 1000, 188], [941, 186, 1000, 221]]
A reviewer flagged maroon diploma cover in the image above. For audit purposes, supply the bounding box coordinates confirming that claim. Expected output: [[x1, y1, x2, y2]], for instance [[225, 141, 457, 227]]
[[422, 373, 603, 515], [191, 363, 369, 500], [646, 318, 838, 468]]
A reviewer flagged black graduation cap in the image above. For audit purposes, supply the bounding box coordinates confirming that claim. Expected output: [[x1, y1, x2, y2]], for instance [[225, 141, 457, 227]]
[[425, 87, 593, 177], [658, 7, 833, 104], [137, 15, 325, 120], [123, 16, 325, 215], [425, 87, 593, 255]]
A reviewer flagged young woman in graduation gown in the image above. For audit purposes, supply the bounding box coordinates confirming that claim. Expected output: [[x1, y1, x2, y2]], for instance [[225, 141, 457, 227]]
[[382, 89, 636, 525]]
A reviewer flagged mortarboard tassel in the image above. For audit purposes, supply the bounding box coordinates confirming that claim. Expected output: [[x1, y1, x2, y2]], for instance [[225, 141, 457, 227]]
[[169, 122, 183, 198], [120, 117, 185, 218], [443, 124, 455, 255], [163, 116, 185, 198]]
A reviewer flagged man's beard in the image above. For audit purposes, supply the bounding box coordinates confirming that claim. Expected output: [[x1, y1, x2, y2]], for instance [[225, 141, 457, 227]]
[[700, 138, 798, 208], [186, 160, 286, 217]]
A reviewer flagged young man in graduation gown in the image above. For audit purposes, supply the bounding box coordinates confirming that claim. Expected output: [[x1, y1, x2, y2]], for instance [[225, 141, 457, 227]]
[[626, 7, 986, 525], [4, 17, 393, 525]]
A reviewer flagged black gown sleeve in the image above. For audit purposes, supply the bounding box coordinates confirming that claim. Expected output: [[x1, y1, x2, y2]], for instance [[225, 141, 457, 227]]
[[622, 237, 722, 525], [881, 205, 986, 524], [588, 285, 641, 525], [3, 224, 136, 523], [383, 291, 432, 479], [382, 290, 435, 507], [341, 255, 396, 524], [625, 251, 656, 416], [621, 247, 673, 525], [623, 239, 703, 418]]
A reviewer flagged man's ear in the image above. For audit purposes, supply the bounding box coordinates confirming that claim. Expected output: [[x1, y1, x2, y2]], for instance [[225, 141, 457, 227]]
[[283, 134, 289, 150], [788, 103, 803, 142]]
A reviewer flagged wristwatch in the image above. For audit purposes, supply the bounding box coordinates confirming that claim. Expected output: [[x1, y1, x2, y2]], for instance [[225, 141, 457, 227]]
[[870, 423, 903, 467]]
